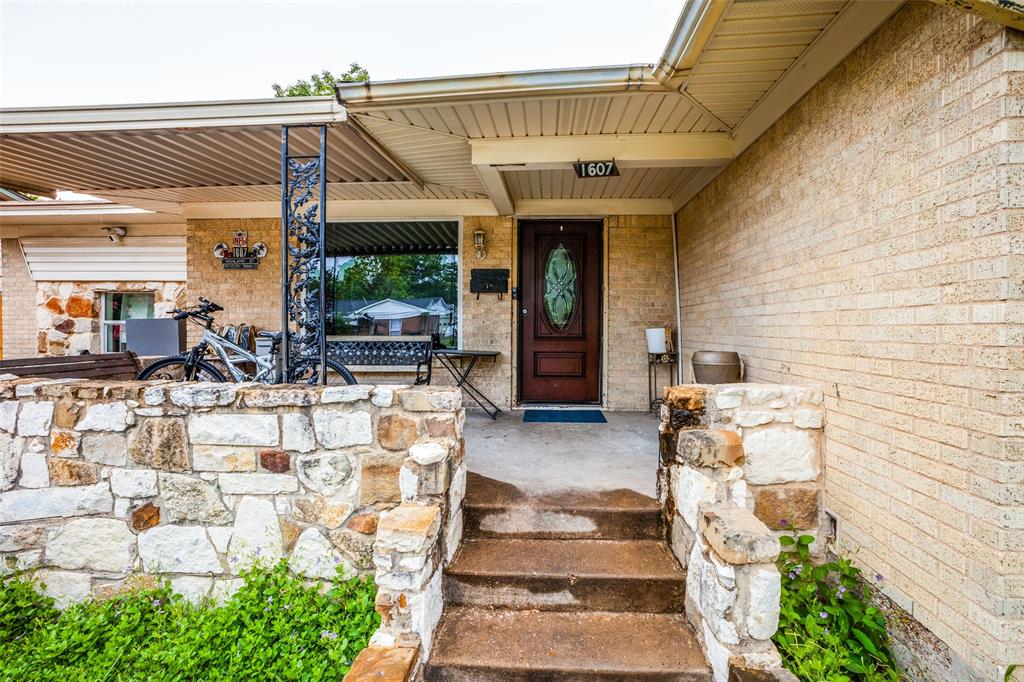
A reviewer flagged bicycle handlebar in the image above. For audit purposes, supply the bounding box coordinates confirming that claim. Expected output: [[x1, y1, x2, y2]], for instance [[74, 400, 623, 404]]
[[170, 298, 223, 323]]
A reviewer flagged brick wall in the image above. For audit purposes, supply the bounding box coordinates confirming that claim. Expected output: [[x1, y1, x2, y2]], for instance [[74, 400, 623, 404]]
[[606, 215, 677, 410], [1, 238, 38, 359], [183, 215, 676, 411], [456, 215, 676, 411], [185, 219, 282, 346], [675, 4, 1022, 677], [457, 216, 515, 408]]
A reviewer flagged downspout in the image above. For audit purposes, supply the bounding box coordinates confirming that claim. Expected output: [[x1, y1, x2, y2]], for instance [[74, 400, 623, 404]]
[[672, 212, 684, 385]]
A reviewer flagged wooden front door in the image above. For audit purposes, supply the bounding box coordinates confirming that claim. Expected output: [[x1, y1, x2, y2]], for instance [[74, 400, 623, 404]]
[[518, 220, 602, 403]]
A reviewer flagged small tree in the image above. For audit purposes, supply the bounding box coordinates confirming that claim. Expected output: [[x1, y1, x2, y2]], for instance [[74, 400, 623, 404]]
[[272, 64, 369, 97]]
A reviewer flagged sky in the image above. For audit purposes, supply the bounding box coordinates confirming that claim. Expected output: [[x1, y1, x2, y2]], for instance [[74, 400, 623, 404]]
[[0, 0, 681, 108]]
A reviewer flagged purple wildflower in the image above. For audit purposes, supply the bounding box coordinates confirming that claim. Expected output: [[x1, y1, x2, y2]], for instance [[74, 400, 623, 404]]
[[819, 611, 828, 619], [788, 572, 796, 580], [779, 519, 788, 528], [793, 565, 803, 576], [321, 630, 338, 640], [875, 573, 884, 583]]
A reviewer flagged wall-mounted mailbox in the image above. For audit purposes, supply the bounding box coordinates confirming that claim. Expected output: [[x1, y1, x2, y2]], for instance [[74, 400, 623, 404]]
[[126, 318, 186, 357], [470, 268, 509, 294]]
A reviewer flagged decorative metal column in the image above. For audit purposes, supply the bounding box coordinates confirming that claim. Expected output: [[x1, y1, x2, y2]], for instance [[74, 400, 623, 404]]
[[280, 125, 328, 384]]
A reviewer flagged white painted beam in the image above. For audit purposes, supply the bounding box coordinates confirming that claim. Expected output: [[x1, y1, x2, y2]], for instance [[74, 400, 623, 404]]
[[470, 133, 734, 170], [473, 164, 515, 215], [515, 199, 673, 216], [180, 197, 673, 220], [182, 199, 498, 220]]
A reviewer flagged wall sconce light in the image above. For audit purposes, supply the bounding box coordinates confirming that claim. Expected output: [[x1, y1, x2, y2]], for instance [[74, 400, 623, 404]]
[[473, 229, 486, 260]]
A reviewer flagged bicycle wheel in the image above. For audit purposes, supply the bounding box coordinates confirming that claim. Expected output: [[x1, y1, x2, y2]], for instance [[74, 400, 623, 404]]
[[288, 359, 357, 386], [138, 357, 227, 382]]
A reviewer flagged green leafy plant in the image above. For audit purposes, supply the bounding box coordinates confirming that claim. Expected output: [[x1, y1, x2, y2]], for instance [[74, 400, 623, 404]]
[[774, 532, 901, 682], [0, 560, 379, 681]]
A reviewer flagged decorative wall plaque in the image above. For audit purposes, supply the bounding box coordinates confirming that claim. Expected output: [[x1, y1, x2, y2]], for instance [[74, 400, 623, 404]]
[[214, 230, 266, 270]]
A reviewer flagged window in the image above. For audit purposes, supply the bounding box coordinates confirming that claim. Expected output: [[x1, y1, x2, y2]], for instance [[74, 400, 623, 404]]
[[101, 292, 154, 352], [326, 253, 459, 346]]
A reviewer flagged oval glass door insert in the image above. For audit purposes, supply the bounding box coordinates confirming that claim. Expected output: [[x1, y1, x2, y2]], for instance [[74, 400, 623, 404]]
[[543, 244, 577, 329]]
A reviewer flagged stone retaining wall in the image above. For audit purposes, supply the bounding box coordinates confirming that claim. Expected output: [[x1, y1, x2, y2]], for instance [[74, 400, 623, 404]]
[[659, 383, 825, 682], [0, 377, 465, 641]]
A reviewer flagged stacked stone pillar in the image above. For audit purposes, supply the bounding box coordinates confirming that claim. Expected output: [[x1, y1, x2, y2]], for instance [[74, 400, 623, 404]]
[[659, 383, 825, 682]]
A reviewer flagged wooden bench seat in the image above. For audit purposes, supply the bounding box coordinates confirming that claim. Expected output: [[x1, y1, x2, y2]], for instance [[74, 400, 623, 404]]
[[0, 352, 144, 381]]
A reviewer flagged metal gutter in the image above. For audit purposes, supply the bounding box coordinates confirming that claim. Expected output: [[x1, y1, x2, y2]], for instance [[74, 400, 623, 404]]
[[653, 0, 732, 91], [336, 64, 667, 109], [0, 97, 346, 134]]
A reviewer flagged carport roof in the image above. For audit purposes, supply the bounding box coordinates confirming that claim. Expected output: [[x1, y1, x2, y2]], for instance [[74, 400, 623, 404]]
[[0, 1, 908, 218]]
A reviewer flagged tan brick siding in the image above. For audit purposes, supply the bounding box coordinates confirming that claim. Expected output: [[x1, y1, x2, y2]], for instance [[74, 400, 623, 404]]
[[182, 215, 676, 411], [675, 4, 1022, 676], [1, 238, 38, 358], [456, 216, 515, 407], [185, 219, 282, 346], [606, 215, 677, 410]]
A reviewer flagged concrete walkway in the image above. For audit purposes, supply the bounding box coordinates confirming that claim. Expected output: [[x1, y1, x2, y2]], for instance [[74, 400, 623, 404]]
[[463, 410, 661, 497]]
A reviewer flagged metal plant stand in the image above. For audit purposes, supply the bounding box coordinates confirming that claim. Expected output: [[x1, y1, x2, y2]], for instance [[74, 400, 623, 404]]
[[433, 348, 502, 419], [648, 352, 678, 412]]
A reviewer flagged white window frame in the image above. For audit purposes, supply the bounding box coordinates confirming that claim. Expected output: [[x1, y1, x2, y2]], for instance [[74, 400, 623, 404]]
[[388, 318, 403, 336], [100, 291, 156, 353]]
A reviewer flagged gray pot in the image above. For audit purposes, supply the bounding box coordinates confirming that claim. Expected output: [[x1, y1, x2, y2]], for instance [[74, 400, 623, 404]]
[[692, 351, 742, 384]]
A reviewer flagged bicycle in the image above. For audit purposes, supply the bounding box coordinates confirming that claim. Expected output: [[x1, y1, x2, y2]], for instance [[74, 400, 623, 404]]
[[137, 297, 356, 385]]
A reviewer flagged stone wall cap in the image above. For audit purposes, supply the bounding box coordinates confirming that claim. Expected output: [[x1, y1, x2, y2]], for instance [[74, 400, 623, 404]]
[[700, 504, 780, 565], [343, 644, 419, 682], [377, 503, 441, 539], [675, 429, 743, 468]]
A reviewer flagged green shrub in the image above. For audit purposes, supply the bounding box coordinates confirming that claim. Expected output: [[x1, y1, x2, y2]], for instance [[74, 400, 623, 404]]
[[774, 533, 900, 682], [0, 560, 380, 681]]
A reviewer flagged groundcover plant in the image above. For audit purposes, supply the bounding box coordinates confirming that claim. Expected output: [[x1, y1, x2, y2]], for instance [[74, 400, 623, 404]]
[[773, 531, 901, 682], [0, 560, 379, 681]]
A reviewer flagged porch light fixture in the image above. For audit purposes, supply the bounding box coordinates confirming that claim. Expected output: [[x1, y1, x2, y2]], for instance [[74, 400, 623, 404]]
[[473, 229, 486, 260]]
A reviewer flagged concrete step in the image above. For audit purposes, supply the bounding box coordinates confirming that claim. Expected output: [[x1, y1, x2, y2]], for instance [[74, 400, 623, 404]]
[[424, 607, 712, 681], [445, 538, 686, 612], [464, 474, 663, 540]]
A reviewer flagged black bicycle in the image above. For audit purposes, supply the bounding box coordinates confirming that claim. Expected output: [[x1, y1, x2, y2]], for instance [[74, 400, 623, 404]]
[[137, 298, 356, 385]]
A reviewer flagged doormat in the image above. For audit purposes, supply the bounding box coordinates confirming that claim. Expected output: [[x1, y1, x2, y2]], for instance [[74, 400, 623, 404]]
[[522, 409, 607, 424]]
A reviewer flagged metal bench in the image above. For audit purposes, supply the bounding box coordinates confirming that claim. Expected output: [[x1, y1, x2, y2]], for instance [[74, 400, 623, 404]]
[[326, 335, 432, 385], [0, 352, 144, 381]]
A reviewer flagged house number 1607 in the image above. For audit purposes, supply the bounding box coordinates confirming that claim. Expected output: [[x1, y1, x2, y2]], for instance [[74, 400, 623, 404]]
[[574, 160, 619, 178]]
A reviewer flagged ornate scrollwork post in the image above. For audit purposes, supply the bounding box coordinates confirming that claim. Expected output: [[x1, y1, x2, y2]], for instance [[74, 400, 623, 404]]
[[280, 125, 328, 384]]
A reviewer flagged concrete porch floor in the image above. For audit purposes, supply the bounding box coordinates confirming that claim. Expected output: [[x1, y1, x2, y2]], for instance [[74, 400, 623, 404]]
[[463, 410, 661, 497]]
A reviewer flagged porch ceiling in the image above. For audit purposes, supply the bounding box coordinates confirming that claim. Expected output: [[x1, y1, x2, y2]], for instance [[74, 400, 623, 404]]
[[337, 0, 903, 213], [0, 1, 903, 220], [326, 220, 458, 256], [0, 123, 407, 196]]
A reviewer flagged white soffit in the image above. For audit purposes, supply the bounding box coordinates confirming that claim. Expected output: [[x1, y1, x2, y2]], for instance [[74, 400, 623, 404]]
[[684, 0, 847, 128], [355, 91, 728, 138], [355, 116, 485, 194], [19, 236, 186, 281]]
